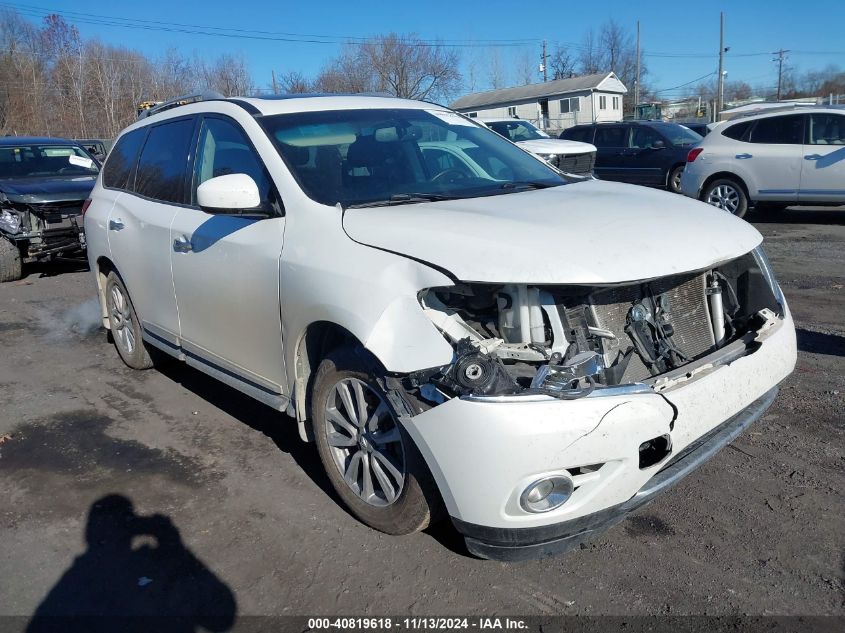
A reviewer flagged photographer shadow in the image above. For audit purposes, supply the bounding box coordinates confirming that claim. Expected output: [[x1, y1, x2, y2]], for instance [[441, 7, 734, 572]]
[[27, 494, 236, 633]]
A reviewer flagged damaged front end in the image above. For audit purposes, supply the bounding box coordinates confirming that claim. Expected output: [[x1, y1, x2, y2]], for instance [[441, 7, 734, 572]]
[[409, 248, 784, 404], [0, 196, 87, 262]]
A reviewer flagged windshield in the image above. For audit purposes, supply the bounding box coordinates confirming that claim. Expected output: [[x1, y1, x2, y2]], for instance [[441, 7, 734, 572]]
[[0, 144, 99, 179], [260, 108, 566, 208], [486, 120, 549, 142], [660, 125, 703, 147]]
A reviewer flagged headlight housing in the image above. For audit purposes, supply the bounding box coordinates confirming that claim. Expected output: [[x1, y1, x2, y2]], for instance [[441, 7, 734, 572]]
[[0, 208, 21, 235], [752, 246, 785, 311]]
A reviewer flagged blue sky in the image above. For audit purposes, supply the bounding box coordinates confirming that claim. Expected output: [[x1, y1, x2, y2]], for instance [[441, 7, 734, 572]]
[[6, 0, 845, 99]]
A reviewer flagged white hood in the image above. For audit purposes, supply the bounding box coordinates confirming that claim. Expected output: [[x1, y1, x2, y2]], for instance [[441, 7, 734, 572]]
[[342, 180, 763, 284], [517, 138, 596, 156]]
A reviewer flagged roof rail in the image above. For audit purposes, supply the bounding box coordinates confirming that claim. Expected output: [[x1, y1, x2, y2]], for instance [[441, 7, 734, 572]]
[[137, 91, 226, 120], [723, 102, 828, 121]]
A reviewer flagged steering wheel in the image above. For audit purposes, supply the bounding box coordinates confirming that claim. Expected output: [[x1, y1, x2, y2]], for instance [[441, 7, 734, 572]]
[[431, 168, 467, 183]]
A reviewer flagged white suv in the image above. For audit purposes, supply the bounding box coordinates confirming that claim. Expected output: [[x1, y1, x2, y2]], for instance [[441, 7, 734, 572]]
[[85, 94, 795, 560], [480, 118, 597, 176], [681, 106, 845, 217]]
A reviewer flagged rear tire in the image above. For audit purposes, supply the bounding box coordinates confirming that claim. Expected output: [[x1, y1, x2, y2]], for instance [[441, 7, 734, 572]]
[[667, 165, 685, 194], [702, 177, 749, 218], [105, 271, 153, 370], [312, 347, 441, 535], [0, 238, 22, 282]]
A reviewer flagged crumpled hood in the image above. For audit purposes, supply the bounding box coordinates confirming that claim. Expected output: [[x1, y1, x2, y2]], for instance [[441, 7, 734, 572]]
[[342, 179, 763, 284], [0, 176, 97, 204], [517, 138, 596, 156]]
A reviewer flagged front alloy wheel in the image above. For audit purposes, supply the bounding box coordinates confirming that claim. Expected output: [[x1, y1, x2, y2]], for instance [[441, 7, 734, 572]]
[[324, 377, 405, 507], [312, 348, 441, 535]]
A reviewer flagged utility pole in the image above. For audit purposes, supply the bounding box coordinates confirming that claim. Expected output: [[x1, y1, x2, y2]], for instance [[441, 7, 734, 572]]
[[271, 70, 279, 95], [635, 20, 641, 106], [773, 49, 789, 101], [540, 40, 548, 82], [716, 11, 725, 119]]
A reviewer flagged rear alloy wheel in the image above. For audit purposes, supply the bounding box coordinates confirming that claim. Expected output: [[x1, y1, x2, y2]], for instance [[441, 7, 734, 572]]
[[312, 348, 440, 535], [668, 165, 685, 194], [0, 238, 22, 282], [105, 271, 153, 370], [703, 178, 748, 218]]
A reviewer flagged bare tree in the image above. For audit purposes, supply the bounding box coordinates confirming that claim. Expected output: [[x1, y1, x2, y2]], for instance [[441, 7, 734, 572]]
[[360, 34, 461, 101], [487, 47, 507, 90], [576, 19, 646, 114], [513, 50, 535, 85], [278, 70, 311, 94], [314, 34, 460, 101], [201, 54, 252, 96], [549, 45, 576, 80]]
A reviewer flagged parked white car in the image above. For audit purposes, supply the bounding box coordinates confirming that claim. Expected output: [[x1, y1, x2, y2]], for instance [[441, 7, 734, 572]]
[[480, 118, 597, 176], [681, 105, 845, 217], [85, 94, 795, 560]]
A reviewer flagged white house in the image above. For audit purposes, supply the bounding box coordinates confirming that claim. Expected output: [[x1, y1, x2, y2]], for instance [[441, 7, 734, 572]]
[[450, 72, 627, 131]]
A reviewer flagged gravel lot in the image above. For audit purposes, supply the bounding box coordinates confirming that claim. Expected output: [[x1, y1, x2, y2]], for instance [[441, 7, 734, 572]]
[[0, 206, 842, 623]]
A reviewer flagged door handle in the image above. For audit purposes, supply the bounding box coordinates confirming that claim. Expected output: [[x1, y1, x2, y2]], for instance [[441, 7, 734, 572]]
[[804, 154, 822, 160], [108, 218, 124, 231], [735, 153, 753, 159], [173, 236, 193, 253]]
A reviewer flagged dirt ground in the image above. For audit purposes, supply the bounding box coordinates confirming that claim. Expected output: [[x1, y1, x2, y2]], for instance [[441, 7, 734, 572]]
[[0, 206, 842, 624]]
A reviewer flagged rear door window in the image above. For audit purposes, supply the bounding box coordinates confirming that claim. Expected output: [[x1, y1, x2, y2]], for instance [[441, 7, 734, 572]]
[[748, 115, 805, 144], [134, 118, 196, 203], [103, 128, 146, 190]]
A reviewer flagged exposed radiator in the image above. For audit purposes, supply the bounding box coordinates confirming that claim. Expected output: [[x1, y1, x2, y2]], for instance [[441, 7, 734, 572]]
[[587, 273, 716, 383]]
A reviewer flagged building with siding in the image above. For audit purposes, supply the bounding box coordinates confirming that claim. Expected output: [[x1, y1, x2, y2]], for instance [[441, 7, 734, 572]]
[[450, 72, 627, 132]]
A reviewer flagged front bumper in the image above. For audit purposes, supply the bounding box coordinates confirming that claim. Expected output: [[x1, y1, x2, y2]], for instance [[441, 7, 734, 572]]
[[455, 387, 778, 561], [401, 311, 796, 560]]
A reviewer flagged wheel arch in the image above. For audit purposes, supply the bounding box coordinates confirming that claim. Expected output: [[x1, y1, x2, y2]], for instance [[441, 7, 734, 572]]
[[95, 256, 117, 329], [293, 321, 362, 440], [700, 171, 751, 202], [666, 162, 687, 189]]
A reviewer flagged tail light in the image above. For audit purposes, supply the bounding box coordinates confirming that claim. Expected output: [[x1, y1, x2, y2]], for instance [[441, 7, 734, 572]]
[[81, 198, 92, 216], [687, 147, 703, 163]]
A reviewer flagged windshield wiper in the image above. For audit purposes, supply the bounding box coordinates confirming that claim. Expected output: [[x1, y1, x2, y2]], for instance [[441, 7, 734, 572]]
[[346, 193, 464, 209], [500, 181, 556, 191]]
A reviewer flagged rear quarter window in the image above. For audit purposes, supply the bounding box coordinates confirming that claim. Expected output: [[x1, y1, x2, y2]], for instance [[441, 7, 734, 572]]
[[103, 128, 146, 189], [561, 127, 594, 143], [721, 121, 751, 141]]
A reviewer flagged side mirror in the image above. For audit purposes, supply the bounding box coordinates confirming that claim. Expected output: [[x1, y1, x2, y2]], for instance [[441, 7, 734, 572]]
[[651, 139, 666, 150], [197, 173, 261, 213]]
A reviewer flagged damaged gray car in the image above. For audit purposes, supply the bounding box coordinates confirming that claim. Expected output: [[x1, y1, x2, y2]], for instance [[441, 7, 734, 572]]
[[0, 137, 98, 282]]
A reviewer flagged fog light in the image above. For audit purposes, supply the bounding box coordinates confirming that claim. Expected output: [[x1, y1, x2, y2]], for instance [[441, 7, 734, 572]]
[[520, 475, 574, 513]]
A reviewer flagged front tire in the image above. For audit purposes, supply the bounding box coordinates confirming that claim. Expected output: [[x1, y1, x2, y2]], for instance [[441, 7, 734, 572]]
[[0, 238, 22, 282], [312, 348, 440, 535], [702, 177, 749, 218], [105, 271, 153, 370]]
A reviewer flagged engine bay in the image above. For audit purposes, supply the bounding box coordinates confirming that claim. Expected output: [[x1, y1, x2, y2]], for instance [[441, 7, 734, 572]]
[[411, 250, 783, 402]]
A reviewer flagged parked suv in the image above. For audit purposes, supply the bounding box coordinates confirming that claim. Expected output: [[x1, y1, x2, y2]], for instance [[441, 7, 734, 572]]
[[681, 106, 845, 217], [561, 121, 702, 193], [85, 94, 795, 560], [480, 118, 597, 176]]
